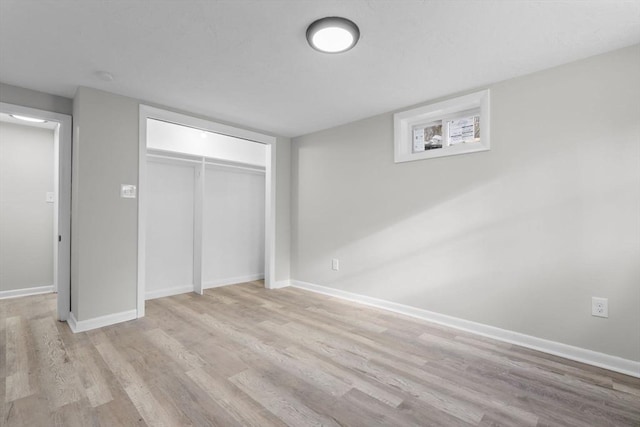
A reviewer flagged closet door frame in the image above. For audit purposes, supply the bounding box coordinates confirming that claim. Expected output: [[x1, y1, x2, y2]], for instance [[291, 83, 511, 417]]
[[137, 105, 276, 318]]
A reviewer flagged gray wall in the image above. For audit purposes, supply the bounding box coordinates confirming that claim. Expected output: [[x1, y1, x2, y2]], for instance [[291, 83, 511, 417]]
[[72, 87, 139, 320], [291, 44, 640, 361], [0, 122, 54, 291], [0, 83, 72, 115], [276, 136, 291, 282]]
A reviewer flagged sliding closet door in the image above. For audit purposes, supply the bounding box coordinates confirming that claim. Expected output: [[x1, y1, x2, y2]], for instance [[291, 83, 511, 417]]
[[145, 159, 195, 299], [203, 166, 265, 287]]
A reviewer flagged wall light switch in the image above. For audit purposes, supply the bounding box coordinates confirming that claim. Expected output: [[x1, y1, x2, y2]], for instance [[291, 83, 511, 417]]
[[46, 192, 55, 203], [121, 184, 137, 199], [332, 258, 339, 271]]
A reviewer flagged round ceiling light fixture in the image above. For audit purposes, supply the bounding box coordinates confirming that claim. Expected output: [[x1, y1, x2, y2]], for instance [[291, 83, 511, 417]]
[[306, 17, 360, 53], [95, 70, 115, 82], [10, 114, 47, 123]]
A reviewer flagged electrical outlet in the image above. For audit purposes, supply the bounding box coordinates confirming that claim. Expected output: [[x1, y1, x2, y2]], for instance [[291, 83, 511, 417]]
[[331, 258, 339, 271], [591, 297, 608, 318]]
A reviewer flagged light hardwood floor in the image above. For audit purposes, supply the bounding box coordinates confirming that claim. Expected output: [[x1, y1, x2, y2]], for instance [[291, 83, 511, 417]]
[[1, 281, 639, 426]]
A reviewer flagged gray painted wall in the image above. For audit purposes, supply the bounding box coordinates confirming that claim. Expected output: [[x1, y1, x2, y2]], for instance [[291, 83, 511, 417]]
[[0, 83, 72, 115], [276, 136, 291, 282], [0, 122, 54, 291], [72, 87, 139, 320], [291, 45, 640, 361]]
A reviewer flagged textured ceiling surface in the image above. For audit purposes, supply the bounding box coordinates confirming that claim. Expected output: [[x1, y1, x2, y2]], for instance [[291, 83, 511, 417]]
[[1, 0, 639, 137]]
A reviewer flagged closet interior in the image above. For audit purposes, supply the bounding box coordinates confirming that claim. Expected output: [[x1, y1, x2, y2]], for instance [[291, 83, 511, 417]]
[[144, 118, 266, 300]]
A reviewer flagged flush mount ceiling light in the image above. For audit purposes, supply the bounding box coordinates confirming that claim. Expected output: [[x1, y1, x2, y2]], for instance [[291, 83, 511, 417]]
[[10, 114, 48, 123], [306, 17, 360, 53], [95, 70, 114, 82]]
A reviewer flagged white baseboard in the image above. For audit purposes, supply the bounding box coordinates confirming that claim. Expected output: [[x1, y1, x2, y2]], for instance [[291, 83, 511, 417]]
[[67, 311, 78, 332], [203, 274, 265, 289], [67, 309, 137, 333], [146, 284, 194, 300], [291, 280, 640, 378], [0, 285, 54, 299], [269, 279, 291, 289]]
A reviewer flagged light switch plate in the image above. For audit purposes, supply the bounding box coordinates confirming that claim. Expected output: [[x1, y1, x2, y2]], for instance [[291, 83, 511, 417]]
[[46, 192, 55, 203], [121, 184, 137, 199]]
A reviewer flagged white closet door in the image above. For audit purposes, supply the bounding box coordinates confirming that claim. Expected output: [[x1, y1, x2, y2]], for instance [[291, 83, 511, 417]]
[[203, 166, 265, 287], [145, 160, 195, 299]]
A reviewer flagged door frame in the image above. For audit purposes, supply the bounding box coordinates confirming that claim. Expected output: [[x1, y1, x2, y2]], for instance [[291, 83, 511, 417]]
[[0, 102, 72, 321], [137, 105, 276, 318]]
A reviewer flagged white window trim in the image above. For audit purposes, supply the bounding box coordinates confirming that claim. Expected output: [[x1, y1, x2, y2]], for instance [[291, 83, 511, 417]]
[[394, 89, 490, 163]]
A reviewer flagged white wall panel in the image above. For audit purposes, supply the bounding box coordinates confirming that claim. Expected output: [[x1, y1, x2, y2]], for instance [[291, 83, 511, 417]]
[[145, 160, 195, 298], [203, 166, 265, 287], [147, 119, 266, 167]]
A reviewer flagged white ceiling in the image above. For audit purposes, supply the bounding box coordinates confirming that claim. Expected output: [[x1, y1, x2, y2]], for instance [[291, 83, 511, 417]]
[[1, 1, 639, 137]]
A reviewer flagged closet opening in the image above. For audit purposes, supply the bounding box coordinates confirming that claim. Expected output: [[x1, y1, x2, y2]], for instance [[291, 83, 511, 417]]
[[137, 106, 276, 318], [0, 103, 72, 321]]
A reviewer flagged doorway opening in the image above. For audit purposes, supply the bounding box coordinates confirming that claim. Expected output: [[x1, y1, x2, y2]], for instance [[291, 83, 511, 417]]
[[137, 106, 276, 318], [0, 103, 72, 321]]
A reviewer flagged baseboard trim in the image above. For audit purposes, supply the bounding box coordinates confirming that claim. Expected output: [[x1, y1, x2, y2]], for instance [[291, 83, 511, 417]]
[[203, 274, 265, 290], [146, 285, 194, 300], [0, 285, 54, 299], [290, 280, 640, 378], [269, 279, 291, 289], [67, 309, 137, 333], [67, 311, 78, 332]]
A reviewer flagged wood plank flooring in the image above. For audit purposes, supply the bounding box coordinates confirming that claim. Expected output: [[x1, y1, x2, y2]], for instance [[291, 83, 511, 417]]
[[2, 282, 639, 426]]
